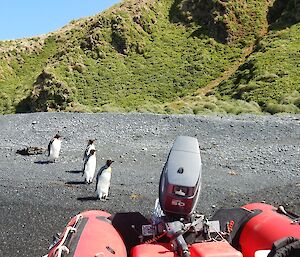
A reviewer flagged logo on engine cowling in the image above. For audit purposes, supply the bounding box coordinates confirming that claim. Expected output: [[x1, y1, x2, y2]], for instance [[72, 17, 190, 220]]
[[171, 199, 185, 207]]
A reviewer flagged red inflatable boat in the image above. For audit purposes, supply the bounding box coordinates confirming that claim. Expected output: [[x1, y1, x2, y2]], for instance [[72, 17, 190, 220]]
[[44, 203, 300, 257], [46, 210, 127, 257], [240, 203, 300, 257], [43, 136, 300, 257]]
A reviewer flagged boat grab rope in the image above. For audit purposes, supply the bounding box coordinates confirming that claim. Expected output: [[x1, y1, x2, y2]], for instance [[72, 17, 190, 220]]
[[53, 214, 83, 257], [53, 226, 75, 257], [55, 245, 70, 257], [205, 221, 228, 243], [72, 214, 83, 228]]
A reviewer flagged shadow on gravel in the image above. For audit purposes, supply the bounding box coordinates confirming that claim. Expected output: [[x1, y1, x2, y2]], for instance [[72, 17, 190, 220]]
[[65, 170, 83, 174], [65, 181, 86, 185], [77, 196, 99, 201], [34, 160, 52, 164]]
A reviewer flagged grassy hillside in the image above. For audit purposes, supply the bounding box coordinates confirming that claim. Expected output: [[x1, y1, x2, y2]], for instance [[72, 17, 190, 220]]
[[0, 0, 299, 115], [212, 0, 300, 114]]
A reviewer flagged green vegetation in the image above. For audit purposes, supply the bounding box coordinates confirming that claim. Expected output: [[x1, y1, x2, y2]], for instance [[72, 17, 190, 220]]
[[213, 20, 300, 114], [0, 0, 299, 115]]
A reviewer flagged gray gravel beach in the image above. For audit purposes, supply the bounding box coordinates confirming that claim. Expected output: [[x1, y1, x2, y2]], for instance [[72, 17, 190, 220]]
[[0, 112, 299, 257]]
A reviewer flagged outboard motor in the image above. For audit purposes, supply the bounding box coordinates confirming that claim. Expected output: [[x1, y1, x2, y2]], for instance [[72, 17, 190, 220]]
[[140, 137, 220, 257], [159, 136, 202, 219]]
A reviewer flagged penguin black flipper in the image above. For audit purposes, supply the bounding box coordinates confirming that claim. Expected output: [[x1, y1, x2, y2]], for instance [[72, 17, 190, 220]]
[[82, 153, 90, 173], [83, 148, 89, 161], [95, 173, 98, 191], [48, 139, 54, 157], [95, 166, 100, 191], [95, 165, 105, 191]]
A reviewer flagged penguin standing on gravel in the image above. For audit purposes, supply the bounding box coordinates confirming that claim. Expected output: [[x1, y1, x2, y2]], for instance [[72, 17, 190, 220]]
[[95, 160, 114, 200], [48, 133, 62, 162], [83, 149, 97, 184], [83, 139, 96, 170]]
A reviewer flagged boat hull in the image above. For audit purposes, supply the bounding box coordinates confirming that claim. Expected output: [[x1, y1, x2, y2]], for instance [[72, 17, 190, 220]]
[[47, 210, 127, 257], [240, 203, 300, 257]]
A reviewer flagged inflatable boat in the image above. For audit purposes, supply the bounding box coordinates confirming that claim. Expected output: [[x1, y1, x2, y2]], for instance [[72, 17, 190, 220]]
[[43, 136, 300, 257]]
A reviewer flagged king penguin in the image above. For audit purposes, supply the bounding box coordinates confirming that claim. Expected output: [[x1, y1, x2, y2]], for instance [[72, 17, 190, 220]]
[[83, 149, 97, 184], [95, 160, 114, 200], [48, 133, 62, 162], [83, 139, 96, 170]]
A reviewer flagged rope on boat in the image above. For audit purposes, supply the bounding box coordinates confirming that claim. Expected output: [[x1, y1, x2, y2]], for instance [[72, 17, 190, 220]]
[[53, 214, 83, 257], [55, 245, 70, 257], [53, 226, 75, 257], [206, 221, 228, 242], [73, 214, 83, 228]]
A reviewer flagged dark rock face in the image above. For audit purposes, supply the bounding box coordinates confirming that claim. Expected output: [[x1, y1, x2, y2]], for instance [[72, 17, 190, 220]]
[[0, 113, 299, 257]]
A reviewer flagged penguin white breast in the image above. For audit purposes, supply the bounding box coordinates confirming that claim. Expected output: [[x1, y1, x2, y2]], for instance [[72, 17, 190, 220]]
[[85, 155, 97, 173], [50, 139, 61, 158], [98, 169, 112, 187], [100, 170, 111, 180]]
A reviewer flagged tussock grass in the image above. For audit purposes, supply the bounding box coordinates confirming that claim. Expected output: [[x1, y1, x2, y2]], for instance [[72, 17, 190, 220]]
[[213, 22, 300, 114], [0, 0, 299, 115]]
